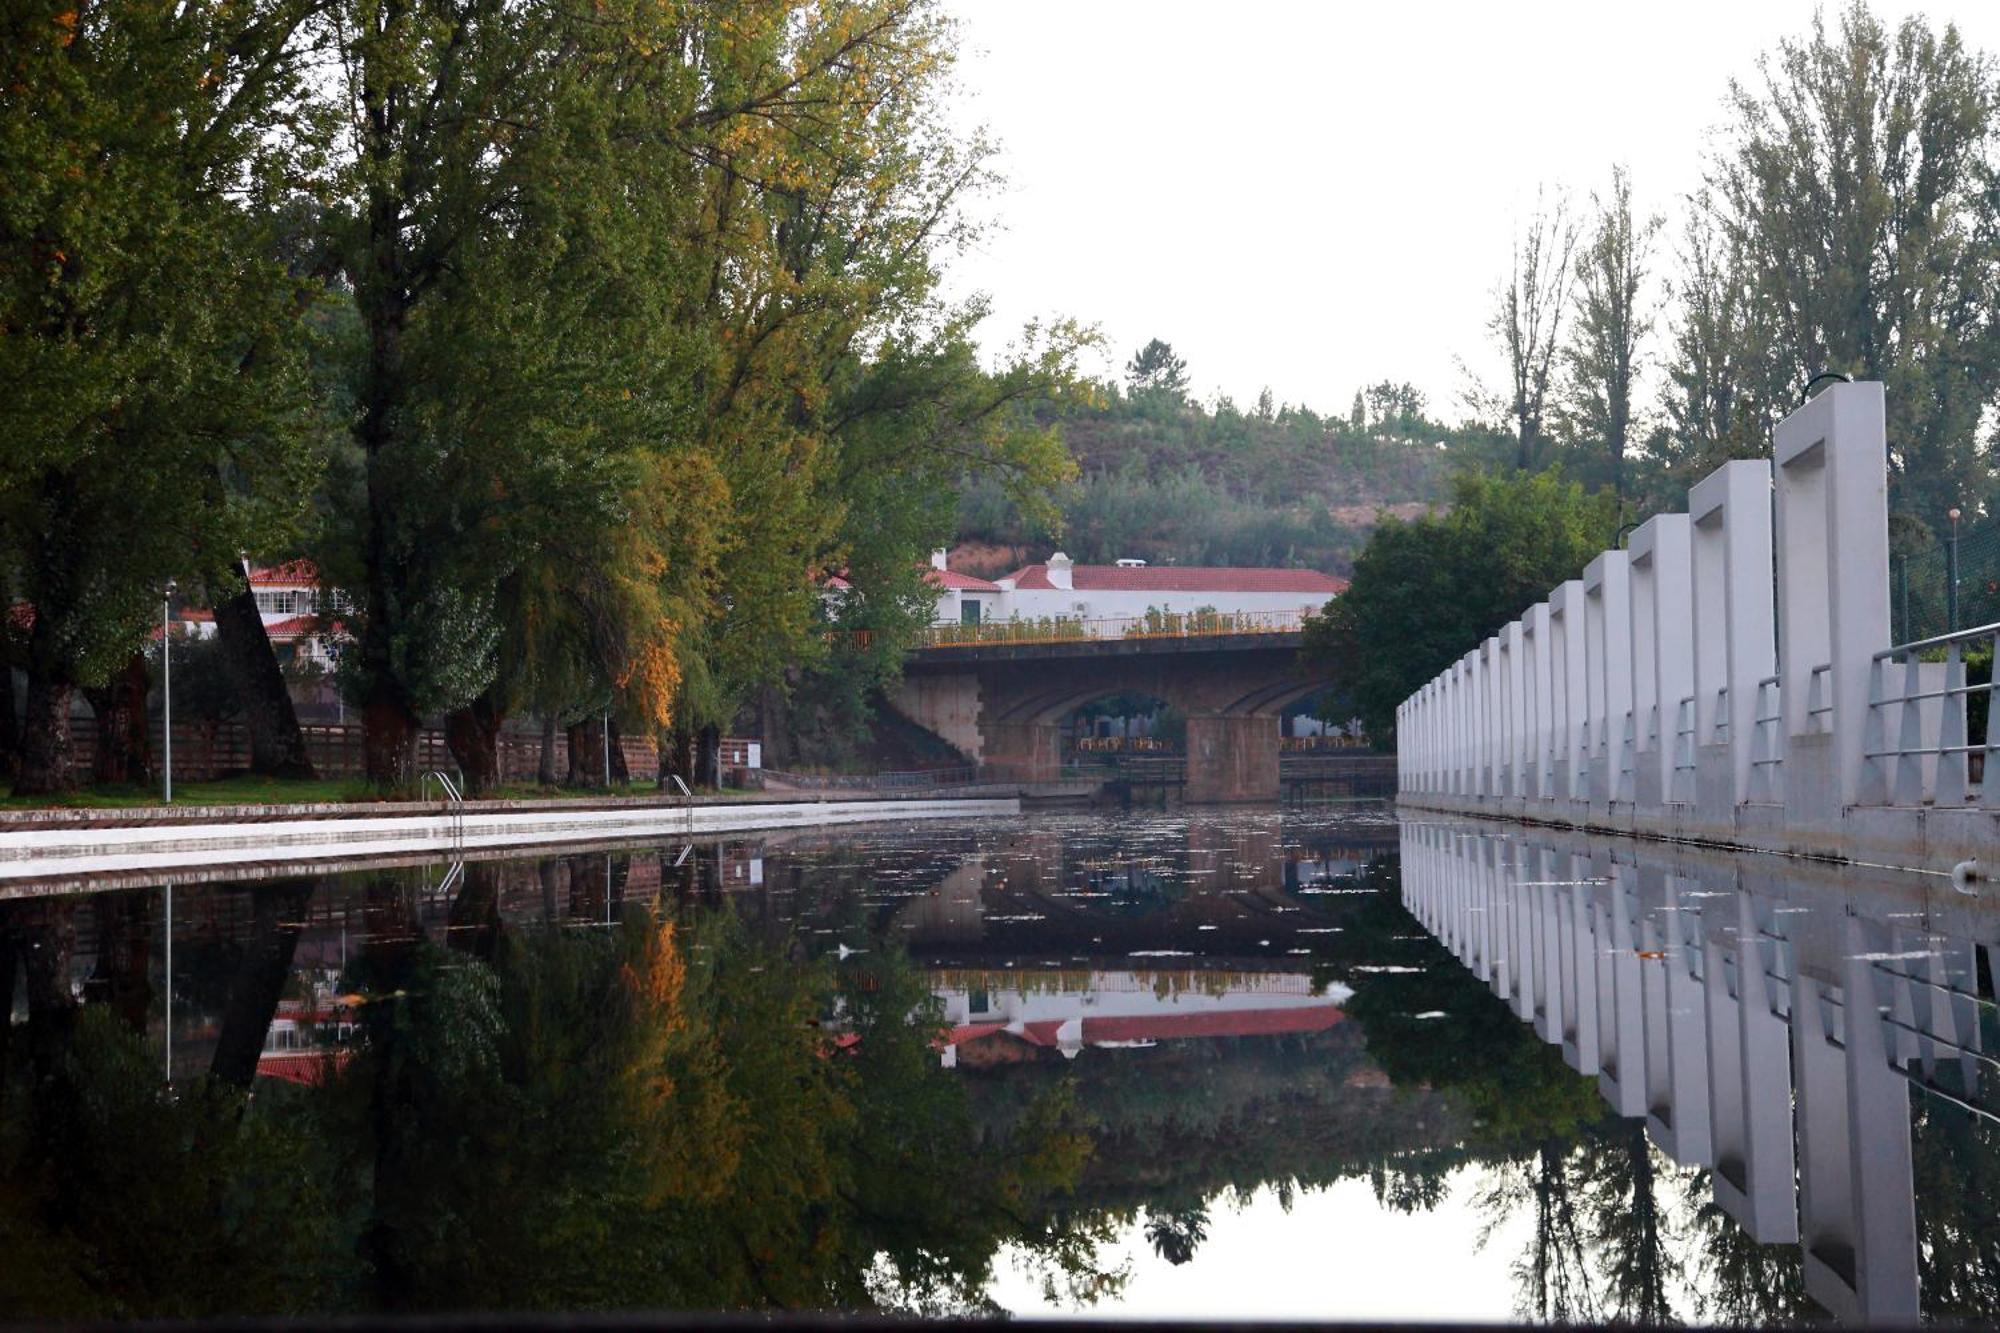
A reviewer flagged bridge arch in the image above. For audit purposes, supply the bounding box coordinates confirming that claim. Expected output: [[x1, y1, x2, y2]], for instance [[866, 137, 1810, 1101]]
[[891, 632, 1321, 802]]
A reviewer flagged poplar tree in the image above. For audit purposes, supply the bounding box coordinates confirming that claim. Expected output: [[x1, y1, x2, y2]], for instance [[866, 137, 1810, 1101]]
[[0, 0, 326, 794]]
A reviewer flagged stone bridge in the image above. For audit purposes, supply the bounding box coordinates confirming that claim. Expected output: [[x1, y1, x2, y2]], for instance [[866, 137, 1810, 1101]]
[[889, 631, 1319, 802]]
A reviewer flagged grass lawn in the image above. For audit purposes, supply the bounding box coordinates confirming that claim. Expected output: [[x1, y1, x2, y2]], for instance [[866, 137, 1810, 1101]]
[[0, 775, 684, 811]]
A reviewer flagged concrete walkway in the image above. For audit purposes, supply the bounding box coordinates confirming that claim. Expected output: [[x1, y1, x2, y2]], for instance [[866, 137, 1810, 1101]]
[[0, 791, 1019, 889]]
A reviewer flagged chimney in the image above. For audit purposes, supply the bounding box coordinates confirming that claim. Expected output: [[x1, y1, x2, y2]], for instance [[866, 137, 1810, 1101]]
[[930, 548, 949, 571], [1047, 551, 1073, 591]]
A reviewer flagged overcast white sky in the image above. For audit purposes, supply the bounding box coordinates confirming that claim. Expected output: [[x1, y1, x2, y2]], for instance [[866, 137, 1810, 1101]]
[[939, 0, 2000, 423]]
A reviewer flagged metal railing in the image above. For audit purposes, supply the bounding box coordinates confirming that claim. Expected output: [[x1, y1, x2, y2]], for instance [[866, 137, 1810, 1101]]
[[1670, 695, 1697, 804], [1615, 708, 1637, 803], [758, 765, 988, 792], [1861, 622, 1997, 807], [1749, 675, 1783, 804], [913, 607, 1314, 650]]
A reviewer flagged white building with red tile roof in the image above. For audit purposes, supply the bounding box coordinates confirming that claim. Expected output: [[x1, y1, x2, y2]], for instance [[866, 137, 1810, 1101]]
[[924, 549, 1345, 628], [245, 560, 341, 669]]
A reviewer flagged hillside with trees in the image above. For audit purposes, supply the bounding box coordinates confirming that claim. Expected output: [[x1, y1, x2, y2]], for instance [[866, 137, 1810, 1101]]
[[954, 350, 1496, 576]]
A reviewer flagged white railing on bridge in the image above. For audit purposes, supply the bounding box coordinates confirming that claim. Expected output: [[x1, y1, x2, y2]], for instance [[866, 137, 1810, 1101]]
[[914, 607, 1312, 650], [1396, 382, 1993, 856]]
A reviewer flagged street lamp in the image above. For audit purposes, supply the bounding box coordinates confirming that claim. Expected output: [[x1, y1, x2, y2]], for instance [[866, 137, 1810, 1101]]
[[1948, 508, 1963, 634], [162, 580, 175, 803]]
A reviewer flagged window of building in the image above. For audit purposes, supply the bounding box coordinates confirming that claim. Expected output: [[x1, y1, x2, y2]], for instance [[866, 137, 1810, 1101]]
[[961, 598, 983, 625]]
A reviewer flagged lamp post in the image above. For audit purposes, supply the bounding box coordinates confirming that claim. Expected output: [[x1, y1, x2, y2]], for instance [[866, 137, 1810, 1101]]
[[1948, 507, 1963, 634], [162, 580, 175, 803]]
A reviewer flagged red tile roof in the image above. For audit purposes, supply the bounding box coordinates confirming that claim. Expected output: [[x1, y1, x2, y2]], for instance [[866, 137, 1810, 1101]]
[[248, 558, 318, 587], [924, 568, 1001, 592], [1004, 563, 1347, 595], [263, 615, 322, 637]]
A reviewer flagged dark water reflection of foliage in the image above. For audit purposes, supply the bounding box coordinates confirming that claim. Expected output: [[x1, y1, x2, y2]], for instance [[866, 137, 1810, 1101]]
[[0, 890, 1112, 1318]]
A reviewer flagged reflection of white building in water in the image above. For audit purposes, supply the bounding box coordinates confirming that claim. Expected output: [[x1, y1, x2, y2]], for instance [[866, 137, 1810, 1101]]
[[933, 970, 1352, 1066]]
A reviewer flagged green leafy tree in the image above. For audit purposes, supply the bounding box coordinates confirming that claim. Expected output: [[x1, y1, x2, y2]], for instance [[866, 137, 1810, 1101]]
[[1559, 166, 1662, 499], [1124, 338, 1189, 398], [1707, 2, 2000, 532], [1303, 469, 1615, 743], [0, 0, 327, 793]]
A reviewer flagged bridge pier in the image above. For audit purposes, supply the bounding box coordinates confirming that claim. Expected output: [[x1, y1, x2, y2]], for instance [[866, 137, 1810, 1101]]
[[1184, 714, 1279, 803], [983, 720, 1062, 783]]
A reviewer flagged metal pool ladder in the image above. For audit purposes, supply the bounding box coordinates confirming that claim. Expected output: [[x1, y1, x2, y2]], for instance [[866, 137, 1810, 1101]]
[[421, 769, 466, 856]]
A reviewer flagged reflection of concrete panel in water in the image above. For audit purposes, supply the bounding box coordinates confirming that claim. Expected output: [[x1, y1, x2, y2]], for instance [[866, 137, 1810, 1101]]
[[1792, 916, 1918, 1324], [891, 859, 988, 944], [1561, 858, 1602, 1076], [1531, 850, 1565, 1046], [1706, 886, 1800, 1244], [1645, 873, 1712, 1166], [1596, 869, 1647, 1116]]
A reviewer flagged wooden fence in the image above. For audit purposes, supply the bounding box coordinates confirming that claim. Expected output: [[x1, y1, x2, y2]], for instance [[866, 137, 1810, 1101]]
[[65, 717, 661, 785]]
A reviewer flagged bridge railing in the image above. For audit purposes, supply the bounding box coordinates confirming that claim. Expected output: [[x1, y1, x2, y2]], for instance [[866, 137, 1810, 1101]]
[[913, 607, 1314, 650], [1394, 381, 2000, 855]]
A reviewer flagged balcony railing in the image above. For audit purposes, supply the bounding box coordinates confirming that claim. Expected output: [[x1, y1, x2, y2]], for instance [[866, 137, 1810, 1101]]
[[913, 607, 1315, 649]]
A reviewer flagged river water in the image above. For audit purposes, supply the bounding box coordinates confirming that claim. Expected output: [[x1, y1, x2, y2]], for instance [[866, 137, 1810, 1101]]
[[0, 805, 1995, 1322]]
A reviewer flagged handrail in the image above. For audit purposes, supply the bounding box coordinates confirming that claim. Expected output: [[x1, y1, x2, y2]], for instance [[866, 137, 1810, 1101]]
[[1874, 619, 2000, 659]]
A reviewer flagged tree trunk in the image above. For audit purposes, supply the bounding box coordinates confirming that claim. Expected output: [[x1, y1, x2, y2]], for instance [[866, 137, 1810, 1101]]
[[84, 651, 152, 786], [445, 691, 504, 795], [538, 857, 561, 922], [14, 666, 78, 796], [21, 900, 79, 1082], [694, 722, 721, 788], [83, 890, 153, 1033], [659, 723, 693, 791], [210, 877, 316, 1087], [362, 691, 420, 792], [537, 712, 559, 786], [566, 851, 602, 919], [565, 718, 604, 787], [760, 681, 796, 769], [0, 657, 18, 783], [445, 861, 501, 959], [606, 714, 630, 784], [0, 932, 15, 1111], [214, 572, 316, 778]]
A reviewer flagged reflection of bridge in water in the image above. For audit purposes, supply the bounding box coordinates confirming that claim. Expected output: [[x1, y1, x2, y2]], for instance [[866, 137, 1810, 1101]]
[[884, 819, 1394, 964], [1401, 819, 2000, 1323]]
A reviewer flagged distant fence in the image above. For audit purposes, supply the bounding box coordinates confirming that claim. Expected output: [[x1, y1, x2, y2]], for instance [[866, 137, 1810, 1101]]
[[65, 717, 661, 785], [1892, 524, 2000, 644]]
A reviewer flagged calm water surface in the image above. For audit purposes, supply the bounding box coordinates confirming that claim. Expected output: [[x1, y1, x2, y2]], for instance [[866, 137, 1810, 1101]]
[[1, 805, 1995, 1323]]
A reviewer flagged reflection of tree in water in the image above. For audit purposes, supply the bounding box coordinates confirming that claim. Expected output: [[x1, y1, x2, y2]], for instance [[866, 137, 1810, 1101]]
[[1913, 1102, 2000, 1320], [1676, 1171, 1808, 1325], [1143, 1203, 1209, 1265], [1338, 855, 1704, 1324], [0, 880, 1116, 1318]]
